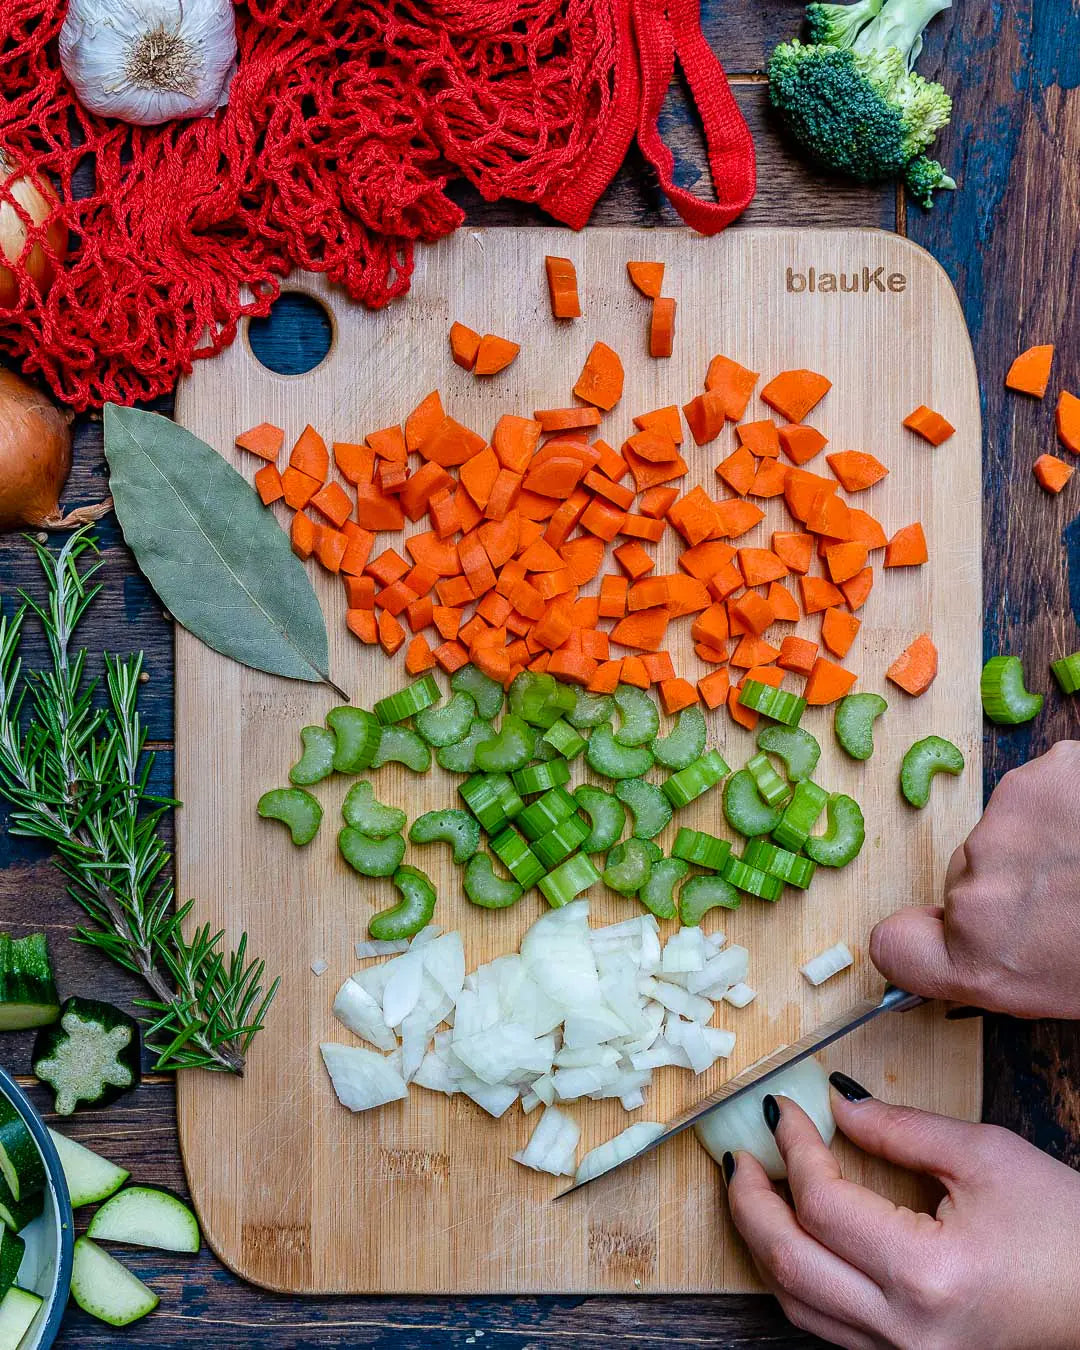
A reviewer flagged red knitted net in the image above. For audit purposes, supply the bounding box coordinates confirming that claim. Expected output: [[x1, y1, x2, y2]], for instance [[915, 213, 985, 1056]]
[[0, 0, 754, 410]]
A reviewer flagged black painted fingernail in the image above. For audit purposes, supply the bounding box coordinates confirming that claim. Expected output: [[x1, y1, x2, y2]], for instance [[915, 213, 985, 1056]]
[[945, 1005, 985, 1021], [721, 1151, 736, 1185], [762, 1093, 781, 1134], [829, 1071, 872, 1102]]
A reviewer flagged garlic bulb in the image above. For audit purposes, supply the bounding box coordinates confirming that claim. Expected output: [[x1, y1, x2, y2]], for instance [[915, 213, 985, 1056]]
[[59, 0, 237, 127]]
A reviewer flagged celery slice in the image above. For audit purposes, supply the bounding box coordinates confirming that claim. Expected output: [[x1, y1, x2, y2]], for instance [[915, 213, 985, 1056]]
[[738, 681, 806, 727], [574, 785, 626, 853], [746, 752, 792, 809], [512, 759, 571, 796], [409, 809, 481, 864], [370, 865, 436, 940], [416, 692, 476, 747], [834, 693, 888, 760], [614, 779, 673, 840], [326, 706, 382, 773], [450, 664, 506, 720], [900, 736, 964, 808], [541, 718, 587, 760], [723, 769, 782, 837], [374, 674, 440, 725], [772, 780, 829, 851], [338, 826, 406, 878], [565, 689, 615, 730], [639, 857, 689, 921], [474, 715, 537, 773], [341, 781, 407, 838], [613, 685, 660, 746], [490, 828, 545, 887], [517, 787, 578, 841], [671, 827, 731, 871], [1051, 651, 1080, 695], [436, 718, 493, 774], [257, 788, 322, 846], [755, 725, 821, 782], [652, 705, 707, 770], [602, 838, 657, 895], [661, 749, 730, 808], [743, 837, 816, 889], [370, 725, 431, 772], [464, 854, 523, 910], [980, 657, 1043, 726], [721, 854, 785, 902], [586, 726, 655, 779], [532, 815, 591, 870], [289, 726, 336, 785], [539, 853, 601, 908], [804, 794, 865, 867], [678, 873, 741, 925]]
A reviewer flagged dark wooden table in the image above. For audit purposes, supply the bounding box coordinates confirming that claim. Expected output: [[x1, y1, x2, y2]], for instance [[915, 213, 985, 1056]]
[[2, 3, 1078, 1345]]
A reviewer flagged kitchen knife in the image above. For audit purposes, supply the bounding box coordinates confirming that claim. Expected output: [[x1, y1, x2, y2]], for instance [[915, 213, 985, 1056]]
[[554, 984, 925, 1200]]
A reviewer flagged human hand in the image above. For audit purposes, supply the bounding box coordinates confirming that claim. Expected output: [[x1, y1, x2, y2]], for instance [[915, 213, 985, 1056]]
[[726, 1077, 1080, 1350], [871, 741, 1080, 1018]]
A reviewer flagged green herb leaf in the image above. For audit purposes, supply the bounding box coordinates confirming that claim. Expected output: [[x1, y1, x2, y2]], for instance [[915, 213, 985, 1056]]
[[104, 405, 333, 687]]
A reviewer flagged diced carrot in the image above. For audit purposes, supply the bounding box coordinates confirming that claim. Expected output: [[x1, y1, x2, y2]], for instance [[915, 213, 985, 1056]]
[[366, 548, 410, 587], [778, 424, 828, 466], [825, 541, 869, 584], [627, 261, 665, 298], [254, 463, 284, 505], [658, 678, 698, 714], [544, 489, 590, 548], [666, 489, 719, 546], [562, 536, 606, 585], [761, 369, 831, 422], [821, 607, 861, 659], [437, 575, 474, 608], [697, 668, 730, 709], [767, 581, 800, 622], [281, 466, 320, 510], [449, 322, 481, 371], [1058, 391, 1080, 454], [477, 591, 512, 628], [345, 608, 378, 644], [588, 659, 623, 693], [518, 536, 563, 571], [532, 599, 574, 651], [633, 405, 683, 444], [627, 576, 671, 611], [340, 522, 375, 575], [545, 256, 581, 318], [482, 468, 524, 523], [664, 575, 711, 617], [533, 406, 602, 433], [459, 532, 497, 597], [375, 579, 418, 616], [610, 608, 670, 652], [598, 574, 629, 619], [454, 483, 485, 533], [705, 355, 759, 420], [405, 391, 445, 453], [289, 425, 329, 480], [236, 422, 284, 461], [492, 414, 542, 473], [579, 499, 625, 541], [581, 628, 610, 661], [432, 606, 462, 641], [804, 657, 857, 704], [403, 633, 436, 675], [584, 470, 635, 510], [613, 541, 654, 580], [641, 653, 676, 683], [593, 439, 629, 482], [799, 575, 845, 614], [716, 445, 757, 495], [707, 561, 744, 600], [618, 655, 650, 688], [730, 634, 780, 668], [573, 596, 601, 627], [649, 296, 677, 358], [309, 480, 353, 529], [886, 633, 938, 696], [903, 405, 955, 446], [459, 446, 500, 510], [547, 646, 598, 686], [784, 468, 835, 521], [420, 415, 486, 468], [377, 609, 406, 656], [713, 499, 765, 539], [626, 427, 680, 462], [406, 531, 460, 577], [884, 523, 928, 567], [333, 442, 374, 486], [639, 485, 680, 518], [290, 511, 315, 561], [368, 426, 407, 462], [731, 591, 774, 636], [477, 515, 520, 569], [679, 539, 735, 580], [728, 685, 758, 730], [529, 651, 551, 673], [355, 484, 405, 532], [1005, 344, 1054, 397], [343, 573, 376, 610], [778, 635, 818, 675], [691, 603, 729, 646], [726, 597, 751, 636], [846, 508, 889, 551], [623, 447, 689, 492], [375, 460, 408, 496], [1034, 453, 1074, 493], [805, 489, 851, 539], [695, 640, 729, 664], [748, 459, 788, 497], [524, 454, 587, 497], [743, 664, 784, 689], [826, 450, 889, 492], [618, 514, 665, 543], [474, 334, 520, 376], [771, 531, 814, 574], [841, 566, 874, 611], [433, 640, 469, 673], [738, 547, 788, 587], [734, 419, 780, 458], [683, 391, 727, 446], [427, 489, 459, 539], [574, 341, 624, 411], [403, 563, 437, 599], [406, 595, 435, 632]]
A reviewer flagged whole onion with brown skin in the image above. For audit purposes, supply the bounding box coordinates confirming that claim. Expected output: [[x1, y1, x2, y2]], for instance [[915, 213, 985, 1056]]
[[0, 368, 110, 531], [0, 152, 68, 309]]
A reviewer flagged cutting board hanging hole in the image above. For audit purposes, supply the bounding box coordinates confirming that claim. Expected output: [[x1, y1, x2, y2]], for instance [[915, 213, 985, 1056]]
[[247, 291, 335, 377]]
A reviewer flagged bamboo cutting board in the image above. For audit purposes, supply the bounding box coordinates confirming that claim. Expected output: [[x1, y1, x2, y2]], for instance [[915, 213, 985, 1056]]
[[174, 228, 982, 1295]]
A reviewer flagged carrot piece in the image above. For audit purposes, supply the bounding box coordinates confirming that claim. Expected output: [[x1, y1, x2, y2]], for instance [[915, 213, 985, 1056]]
[[727, 596, 752, 637], [697, 668, 731, 710], [840, 567, 874, 611], [458, 614, 490, 649], [613, 656, 646, 690], [761, 369, 831, 422], [406, 531, 459, 577], [573, 595, 601, 626], [736, 419, 781, 458], [658, 678, 698, 714], [518, 536, 563, 571], [580, 499, 626, 541], [420, 415, 486, 468], [825, 541, 869, 584], [573, 341, 624, 411], [821, 607, 861, 659], [679, 539, 735, 581], [333, 442, 374, 486], [547, 646, 598, 686], [665, 575, 711, 617], [713, 499, 765, 539], [707, 561, 744, 601], [490, 415, 540, 474], [421, 489, 453, 540], [254, 463, 284, 505], [563, 536, 607, 585], [290, 511, 315, 561], [584, 658, 620, 694], [623, 447, 689, 492], [695, 640, 729, 664], [826, 450, 889, 493], [544, 489, 590, 548], [705, 355, 759, 420], [884, 523, 929, 568], [803, 657, 857, 705], [545, 256, 581, 318], [405, 391, 445, 453], [376, 608, 406, 656], [236, 422, 284, 462], [532, 600, 575, 651], [778, 635, 818, 676], [368, 426, 407, 462], [459, 533, 497, 597], [473, 334, 520, 376], [728, 685, 758, 731], [289, 425, 329, 480], [627, 261, 665, 298], [640, 653, 675, 683], [771, 531, 814, 574], [634, 486, 675, 519], [596, 574, 627, 620], [437, 576, 474, 608], [743, 664, 784, 689], [455, 446, 497, 512], [799, 575, 845, 614], [345, 609, 378, 645], [432, 606, 462, 641], [476, 592, 512, 628], [372, 456, 404, 493], [731, 634, 781, 668], [405, 634, 437, 675], [625, 427, 680, 463], [1005, 344, 1054, 398], [529, 651, 552, 673], [1057, 391, 1080, 455], [683, 391, 727, 446], [510, 579, 546, 622], [454, 484, 485, 534], [449, 322, 481, 371], [583, 470, 634, 511], [778, 424, 828, 466], [343, 574, 376, 610], [633, 405, 683, 444], [846, 508, 889, 551], [886, 633, 939, 696], [406, 595, 435, 632], [309, 480, 353, 529], [666, 489, 718, 546], [805, 489, 851, 540], [903, 405, 955, 446], [281, 466, 320, 510], [649, 296, 676, 358], [716, 445, 757, 495], [610, 608, 669, 652], [618, 514, 665, 543], [766, 581, 800, 622], [581, 628, 609, 662], [352, 484, 404, 533], [340, 522, 375, 575], [738, 547, 788, 587], [483, 469, 523, 522], [627, 577, 671, 611], [375, 579, 418, 617], [747, 458, 788, 498], [403, 563, 438, 599], [784, 468, 834, 522], [365, 549, 409, 589], [433, 640, 469, 674], [523, 454, 587, 498], [593, 440, 629, 482], [731, 591, 774, 637], [691, 603, 729, 646], [530, 407, 600, 435], [475, 515, 518, 570], [1034, 453, 1074, 493]]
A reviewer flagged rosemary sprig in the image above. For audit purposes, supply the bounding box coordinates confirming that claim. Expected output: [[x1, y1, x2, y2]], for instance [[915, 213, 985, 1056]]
[[0, 530, 278, 1074]]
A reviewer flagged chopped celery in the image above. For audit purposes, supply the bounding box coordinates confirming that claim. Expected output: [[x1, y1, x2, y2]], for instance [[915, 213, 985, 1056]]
[[463, 854, 523, 910], [834, 693, 888, 760], [661, 749, 730, 808], [509, 672, 572, 728], [804, 794, 865, 867], [900, 736, 964, 808], [374, 674, 440, 725], [369, 865, 436, 940], [541, 718, 587, 760], [613, 684, 660, 746], [652, 705, 707, 770], [517, 787, 578, 841], [539, 853, 601, 908], [489, 828, 545, 888], [451, 664, 505, 720], [474, 715, 537, 773], [639, 857, 689, 921], [409, 809, 481, 864], [671, 827, 731, 872], [326, 706, 382, 774], [755, 725, 821, 782], [614, 779, 674, 840], [743, 838, 816, 889], [436, 718, 493, 774], [565, 689, 615, 730], [721, 854, 785, 902], [679, 873, 741, 925], [574, 785, 627, 852], [980, 657, 1043, 726], [341, 781, 407, 838], [602, 838, 658, 895], [370, 725, 431, 773], [415, 691, 476, 747], [257, 788, 322, 845], [738, 681, 806, 727], [289, 726, 336, 785], [338, 826, 406, 878], [532, 815, 591, 870], [512, 759, 571, 796], [746, 751, 791, 809], [723, 769, 783, 837], [772, 780, 829, 851], [459, 773, 524, 833], [586, 725, 655, 779], [1051, 651, 1080, 695]]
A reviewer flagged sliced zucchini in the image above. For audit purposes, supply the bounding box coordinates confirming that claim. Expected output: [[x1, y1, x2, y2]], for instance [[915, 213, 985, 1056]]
[[0, 933, 60, 1031], [0, 1100, 44, 1203], [0, 1229, 23, 1303], [48, 1128, 129, 1209], [32, 997, 141, 1116], [88, 1185, 200, 1254], [0, 1287, 43, 1346], [70, 1236, 159, 1327], [0, 1174, 43, 1233]]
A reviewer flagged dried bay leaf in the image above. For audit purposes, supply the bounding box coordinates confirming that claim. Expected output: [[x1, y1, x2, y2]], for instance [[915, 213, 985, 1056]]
[[104, 404, 341, 691]]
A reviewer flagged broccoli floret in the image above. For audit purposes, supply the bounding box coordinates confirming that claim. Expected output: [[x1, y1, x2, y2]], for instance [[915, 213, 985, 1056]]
[[903, 155, 956, 208], [769, 0, 954, 206]]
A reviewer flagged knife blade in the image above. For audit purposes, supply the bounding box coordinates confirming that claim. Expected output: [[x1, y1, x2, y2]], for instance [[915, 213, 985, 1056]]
[[554, 984, 924, 1200]]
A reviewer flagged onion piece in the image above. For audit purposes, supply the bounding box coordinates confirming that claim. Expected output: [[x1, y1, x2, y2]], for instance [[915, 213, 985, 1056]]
[[354, 938, 410, 959], [332, 979, 397, 1052], [661, 926, 706, 974], [801, 943, 855, 987], [320, 1043, 408, 1112], [574, 1122, 665, 1185], [723, 982, 757, 1008], [512, 1105, 581, 1176]]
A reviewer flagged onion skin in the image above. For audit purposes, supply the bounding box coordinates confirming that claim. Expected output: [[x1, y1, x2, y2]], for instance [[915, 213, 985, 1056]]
[[0, 367, 74, 530], [0, 154, 68, 309]]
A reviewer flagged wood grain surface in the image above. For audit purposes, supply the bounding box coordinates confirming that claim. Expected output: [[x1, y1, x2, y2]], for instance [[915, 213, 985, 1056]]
[[171, 227, 981, 1295], [0, 0, 1075, 1341]]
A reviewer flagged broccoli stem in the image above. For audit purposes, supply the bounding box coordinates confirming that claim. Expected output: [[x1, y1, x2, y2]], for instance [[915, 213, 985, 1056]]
[[855, 0, 952, 68]]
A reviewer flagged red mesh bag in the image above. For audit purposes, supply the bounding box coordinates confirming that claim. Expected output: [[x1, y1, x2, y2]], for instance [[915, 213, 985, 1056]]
[[0, 0, 755, 410]]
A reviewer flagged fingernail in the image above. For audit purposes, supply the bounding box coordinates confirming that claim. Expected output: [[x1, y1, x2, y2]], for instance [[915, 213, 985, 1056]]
[[829, 1071, 872, 1102], [762, 1093, 781, 1134], [945, 1005, 984, 1021], [721, 1151, 736, 1185]]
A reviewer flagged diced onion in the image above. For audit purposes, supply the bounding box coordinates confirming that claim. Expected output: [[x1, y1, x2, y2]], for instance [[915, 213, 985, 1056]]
[[512, 1106, 581, 1176], [723, 982, 757, 1008], [354, 939, 410, 959], [800, 943, 855, 987], [310, 959, 328, 976], [320, 1043, 408, 1111], [574, 1122, 665, 1184]]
